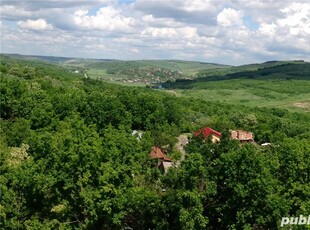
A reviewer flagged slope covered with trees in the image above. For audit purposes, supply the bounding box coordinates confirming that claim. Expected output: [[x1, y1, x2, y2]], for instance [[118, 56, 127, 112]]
[[0, 57, 309, 229]]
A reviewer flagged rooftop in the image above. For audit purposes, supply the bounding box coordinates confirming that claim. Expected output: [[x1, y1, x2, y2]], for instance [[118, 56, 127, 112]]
[[193, 127, 222, 139]]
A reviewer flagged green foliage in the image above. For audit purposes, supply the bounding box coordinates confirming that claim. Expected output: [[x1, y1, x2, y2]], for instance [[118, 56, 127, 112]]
[[0, 57, 309, 229]]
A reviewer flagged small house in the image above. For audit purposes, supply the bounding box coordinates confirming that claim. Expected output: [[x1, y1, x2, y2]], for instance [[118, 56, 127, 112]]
[[193, 127, 222, 143], [150, 146, 172, 174], [231, 130, 254, 143]]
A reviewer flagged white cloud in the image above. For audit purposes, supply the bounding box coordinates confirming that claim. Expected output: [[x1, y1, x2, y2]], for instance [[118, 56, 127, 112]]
[[74, 9, 89, 17], [141, 27, 178, 39], [0, 5, 33, 19], [259, 23, 277, 36], [256, 2, 310, 54], [142, 15, 182, 28], [1, 0, 309, 64], [217, 8, 244, 27], [227, 0, 289, 24], [141, 26, 197, 39], [130, 48, 140, 54], [182, 0, 215, 12], [73, 6, 135, 32], [1, 0, 115, 10], [133, 0, 219, 25], [278, 3, 310, 35], [134, 0, 218, 14], [17, 18, 53, 30]]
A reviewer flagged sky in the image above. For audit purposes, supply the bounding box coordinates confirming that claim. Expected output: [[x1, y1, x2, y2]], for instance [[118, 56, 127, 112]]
[[0, 0, 309, 65]]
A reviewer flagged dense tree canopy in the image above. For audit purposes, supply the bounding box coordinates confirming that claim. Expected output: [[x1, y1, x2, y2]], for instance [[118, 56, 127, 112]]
[[0, 57, 309, 229]]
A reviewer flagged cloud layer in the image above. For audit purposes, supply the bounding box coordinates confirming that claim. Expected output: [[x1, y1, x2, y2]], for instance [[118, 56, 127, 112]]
[[17, 19, 53, 30], [1, 0, 309, 65]]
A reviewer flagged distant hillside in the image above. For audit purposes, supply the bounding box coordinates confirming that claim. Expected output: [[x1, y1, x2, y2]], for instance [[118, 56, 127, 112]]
[[0, 53, 78, 63], [62, 59, 230, 84], [1, 53, 118, 65], [166, 61, 310, 88], [197, 60, 307, 77], [163, 61, 310, 112], [2, 54, 308, 85], [0, 54, 83, 79], [68, 59, 229, 74], [1, 54, 232, 83]]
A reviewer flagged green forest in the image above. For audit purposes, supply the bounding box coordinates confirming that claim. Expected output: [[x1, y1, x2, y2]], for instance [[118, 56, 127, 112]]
[[0, 55, 310, 229]]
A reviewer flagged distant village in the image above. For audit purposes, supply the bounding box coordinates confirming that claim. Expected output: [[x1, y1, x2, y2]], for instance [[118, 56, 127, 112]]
[[116, 67, 183, 84]]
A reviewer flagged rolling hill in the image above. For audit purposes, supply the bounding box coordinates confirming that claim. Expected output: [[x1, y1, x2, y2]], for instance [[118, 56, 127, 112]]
[[1, 54, 309, 112], [1, 54, 230, 83], [164, 61, 310, 112]]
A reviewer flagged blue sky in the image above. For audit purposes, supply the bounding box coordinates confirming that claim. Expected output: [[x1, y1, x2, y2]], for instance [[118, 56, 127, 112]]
[[1, 0, 309, 65], [243, 16, 259, 31]]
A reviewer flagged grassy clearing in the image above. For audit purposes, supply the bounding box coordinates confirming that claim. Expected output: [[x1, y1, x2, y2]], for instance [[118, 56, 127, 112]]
[[175, 84, 310, 112], [168, 77, 310, 112], [105, 81, 147, 87], [87, 68, 116, 79]]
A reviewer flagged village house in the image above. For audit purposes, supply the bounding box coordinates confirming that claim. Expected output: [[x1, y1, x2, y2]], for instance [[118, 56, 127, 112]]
[[193, 127, 222, 143], [193, 127, 257, 144], [150, 146, 173, 174], [231, 130, 254, 143]]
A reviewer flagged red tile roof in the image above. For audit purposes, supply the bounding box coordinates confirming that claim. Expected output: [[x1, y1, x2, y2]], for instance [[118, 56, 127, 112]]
[[150, 146, 171, 162], [194, 127, 222, 138]]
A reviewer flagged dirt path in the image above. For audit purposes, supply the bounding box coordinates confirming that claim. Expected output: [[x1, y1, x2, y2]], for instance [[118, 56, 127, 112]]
[[175, 134, 189, 161]]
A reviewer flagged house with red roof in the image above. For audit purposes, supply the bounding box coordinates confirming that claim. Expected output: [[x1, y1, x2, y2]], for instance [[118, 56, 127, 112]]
[[193, 127, 222, 143], [150, 146, 172, 174]]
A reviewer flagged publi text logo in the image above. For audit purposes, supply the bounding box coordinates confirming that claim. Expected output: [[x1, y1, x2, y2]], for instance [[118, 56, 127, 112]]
[[281, 215, 310, 227]]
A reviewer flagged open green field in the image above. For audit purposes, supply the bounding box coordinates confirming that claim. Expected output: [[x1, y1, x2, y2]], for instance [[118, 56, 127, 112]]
[[86, 68, 115, 80], [176, 88, 310, 113], [168, 79, 310, 112]]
